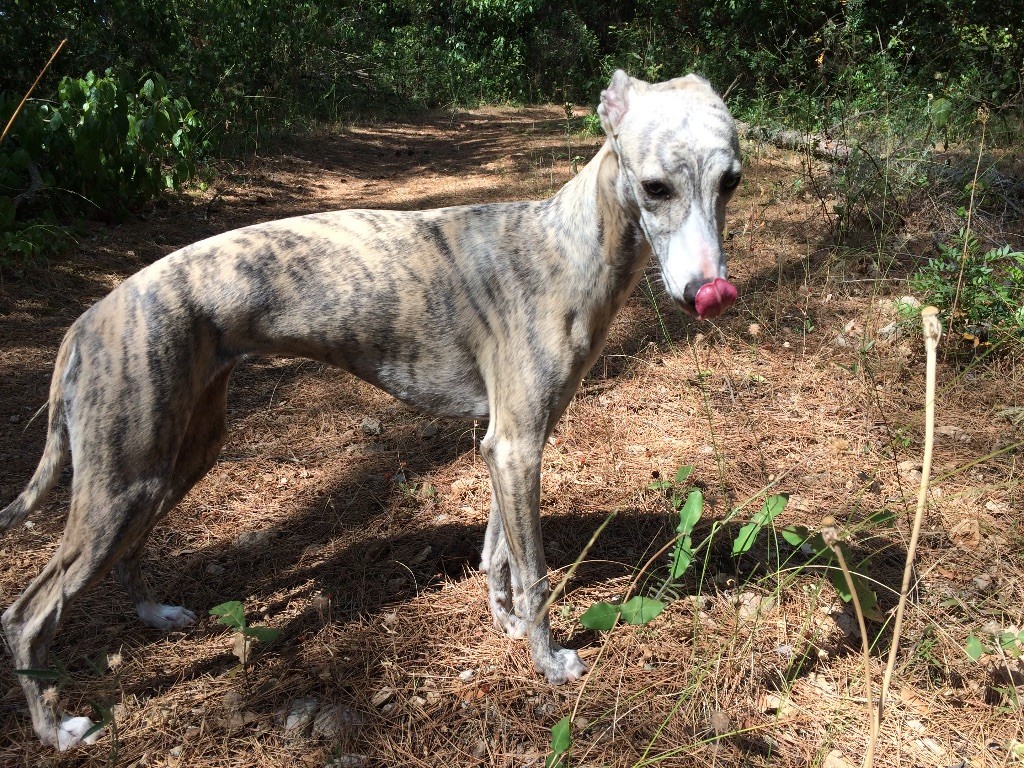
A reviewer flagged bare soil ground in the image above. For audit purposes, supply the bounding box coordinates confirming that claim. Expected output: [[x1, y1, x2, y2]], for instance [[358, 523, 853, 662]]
[[0, 106, 1021, 768]]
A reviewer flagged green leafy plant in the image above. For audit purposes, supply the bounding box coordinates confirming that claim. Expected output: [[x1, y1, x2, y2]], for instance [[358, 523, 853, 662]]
[[910, 229, 1024, 351], [732, 493, 788, 556], [1, 70, 207, 224], [966, 629, 1024, 661], [966, 630, 1024, 712], [546, 715, 571, 768], [780, 522, 883, 620], [578, 466, 698, 632], [210, 600, 281, 668]]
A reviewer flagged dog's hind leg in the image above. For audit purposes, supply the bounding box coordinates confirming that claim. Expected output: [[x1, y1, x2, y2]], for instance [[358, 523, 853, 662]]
[[115, 365, 235, 630], [480, 407, 586, 684], [2, 476, 178, 749]]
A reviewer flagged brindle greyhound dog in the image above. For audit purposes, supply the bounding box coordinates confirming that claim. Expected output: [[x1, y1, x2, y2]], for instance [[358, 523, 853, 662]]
[[2, 70, 741, 749]]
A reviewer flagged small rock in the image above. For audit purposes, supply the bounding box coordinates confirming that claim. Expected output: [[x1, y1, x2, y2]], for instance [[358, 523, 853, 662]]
[[458, 668, 475, 682], [985, 500, 1009, 515], [371, 687, 395, 708], [935, 425, 969, 442], [735, 591, 774, 621], [361, 417, 382, 436], [283, 697, 318, 736], [312, 703, 359, 740], [233, 529, 273, 550], [831, 611, 860, 638], [913, 737, 946, 757], [775, 644, 796, 659], [709, 709, 730, 734], [450, 477, 477, 496], [898, 460, 922, 483], [326, 755, 367, 768], [877, 321, 899, 339], [8, 415, 19, 423], [470, 739, 488, 759], [823, 749, 856, 768], [758, 691, 786, 713], [833, 333, 850, 348], [224, 709, 259, 733], [205, 562, 225, 577]]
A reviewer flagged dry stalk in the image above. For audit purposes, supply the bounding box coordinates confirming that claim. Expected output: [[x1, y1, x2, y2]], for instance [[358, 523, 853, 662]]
[[822, 517, 876, 768], [0, 39, 67, 147], [948, 110, 988, 339], [877, 307, 942, 727], [537, 509, 618, 622]]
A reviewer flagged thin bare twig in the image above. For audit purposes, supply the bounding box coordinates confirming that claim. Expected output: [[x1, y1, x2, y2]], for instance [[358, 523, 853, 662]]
[[0, 39, 67, 148], [948, 109, 989, 339]]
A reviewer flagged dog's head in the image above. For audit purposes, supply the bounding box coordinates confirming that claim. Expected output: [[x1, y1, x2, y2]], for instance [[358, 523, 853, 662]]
[[598, 70, 741, 320]]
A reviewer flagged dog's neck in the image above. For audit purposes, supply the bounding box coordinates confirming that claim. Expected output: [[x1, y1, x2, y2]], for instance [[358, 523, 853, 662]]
[[548, 141, 651, 282]]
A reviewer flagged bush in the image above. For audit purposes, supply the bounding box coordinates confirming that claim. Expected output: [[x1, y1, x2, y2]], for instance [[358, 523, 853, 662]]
[[3, 70, 207, 217], [1, 69, 207, 269], [910, 230, 1024, 353]]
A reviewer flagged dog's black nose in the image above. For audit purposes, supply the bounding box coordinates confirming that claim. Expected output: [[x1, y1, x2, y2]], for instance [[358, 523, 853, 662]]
[[682, 278, 713, 308]]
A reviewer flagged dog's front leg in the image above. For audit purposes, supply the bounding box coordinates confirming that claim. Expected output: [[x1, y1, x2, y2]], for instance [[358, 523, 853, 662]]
[[480, 494, 527, 638], [480, 426, 586, 684]]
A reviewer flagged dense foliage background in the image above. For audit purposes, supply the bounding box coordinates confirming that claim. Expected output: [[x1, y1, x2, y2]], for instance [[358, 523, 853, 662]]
[[1, 0, 1022, 297], [4, 0, 1022, 139]]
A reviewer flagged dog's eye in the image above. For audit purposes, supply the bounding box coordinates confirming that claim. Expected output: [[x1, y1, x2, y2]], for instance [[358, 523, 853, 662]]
[[721, 171, 742, 193], [641, 180, 672, 200]]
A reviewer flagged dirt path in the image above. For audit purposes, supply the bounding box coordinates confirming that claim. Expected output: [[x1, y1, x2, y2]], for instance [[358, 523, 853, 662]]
[[0, 106, 1020, 767]]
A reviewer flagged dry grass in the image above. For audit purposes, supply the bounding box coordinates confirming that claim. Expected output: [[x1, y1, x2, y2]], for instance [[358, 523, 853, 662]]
[[0, 106, 1021, 767]]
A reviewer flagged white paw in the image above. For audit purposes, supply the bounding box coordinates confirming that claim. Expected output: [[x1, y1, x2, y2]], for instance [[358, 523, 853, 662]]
[[57, 715, 101, 751], [536, 647, 587, 684], [495, 611, 528, 639], [137, 601, 197, 630]]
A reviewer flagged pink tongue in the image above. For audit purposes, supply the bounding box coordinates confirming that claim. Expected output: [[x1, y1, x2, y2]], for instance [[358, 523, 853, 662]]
[[694, 278, 738, 320]]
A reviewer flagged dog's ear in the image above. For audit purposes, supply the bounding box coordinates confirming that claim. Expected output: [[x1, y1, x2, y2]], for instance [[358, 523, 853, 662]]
[[598, 70, 646, 137]]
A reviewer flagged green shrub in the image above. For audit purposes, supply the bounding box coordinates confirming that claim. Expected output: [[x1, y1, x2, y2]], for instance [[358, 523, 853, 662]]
[[1, 70, 207, 268], [3, 70, 207, 217], [910, 229, 1024, 352]]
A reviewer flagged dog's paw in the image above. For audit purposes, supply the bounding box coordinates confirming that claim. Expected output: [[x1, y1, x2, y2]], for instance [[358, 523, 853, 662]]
[[536, 647, 587, 685], [494, 611, 528, 639], [137, 602, 197, 630], [57, 715, 102, 751]]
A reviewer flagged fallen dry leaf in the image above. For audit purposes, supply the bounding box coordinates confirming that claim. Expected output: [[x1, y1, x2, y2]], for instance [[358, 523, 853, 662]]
[[822, 749, 856, 768], [949, 517, 981, 549]]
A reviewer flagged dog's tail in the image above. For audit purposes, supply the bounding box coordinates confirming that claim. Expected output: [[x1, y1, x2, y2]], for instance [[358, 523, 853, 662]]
[[0, 331, 77, 532]]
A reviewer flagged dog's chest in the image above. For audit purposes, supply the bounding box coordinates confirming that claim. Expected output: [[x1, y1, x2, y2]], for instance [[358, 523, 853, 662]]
[[367, 360, 490, 419]]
